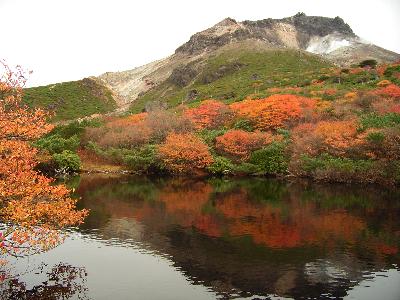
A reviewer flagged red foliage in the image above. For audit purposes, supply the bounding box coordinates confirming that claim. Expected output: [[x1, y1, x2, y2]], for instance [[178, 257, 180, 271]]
[[374, 84, 400, 98], [230, 94, 317, 130], [158, 133, 213, 173], [215, 129, 273, 160], [184, 100, 234, 129], [292, 120, 362, 156], [0, 61, 87, 258]]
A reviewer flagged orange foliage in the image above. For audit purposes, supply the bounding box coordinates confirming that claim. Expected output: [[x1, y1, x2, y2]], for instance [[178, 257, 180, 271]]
[[106, 112, 148, 128], [374, 84, 400, 98], [215, 129, 273, 160], [377, 65, 387, 76], [184, 100, 233, 129], [230, 94, 317, 130], [377, 80, 392, 87], [314, 120, 361, 153], [0, 62, 87, 258], [158, 133, 213, 173], [292, 120, 362, 156], [344, 92, 357, 99]]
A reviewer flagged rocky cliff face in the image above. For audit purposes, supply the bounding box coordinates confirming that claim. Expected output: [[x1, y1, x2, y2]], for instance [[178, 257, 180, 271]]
[[175, 13, 356, 55]]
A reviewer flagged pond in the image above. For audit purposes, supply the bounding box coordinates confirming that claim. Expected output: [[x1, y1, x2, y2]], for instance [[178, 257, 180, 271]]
[[2, 175, 400, 299]]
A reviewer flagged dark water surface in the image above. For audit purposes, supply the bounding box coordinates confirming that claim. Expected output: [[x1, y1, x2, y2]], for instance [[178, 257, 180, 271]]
[[3, 175, 400, 299]]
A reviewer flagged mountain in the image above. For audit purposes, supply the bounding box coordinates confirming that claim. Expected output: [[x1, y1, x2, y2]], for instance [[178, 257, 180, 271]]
[[96, 13, 400, 112]]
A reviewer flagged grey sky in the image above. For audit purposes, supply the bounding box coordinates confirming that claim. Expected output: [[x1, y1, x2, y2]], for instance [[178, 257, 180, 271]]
[[1, 0, 399, 87]]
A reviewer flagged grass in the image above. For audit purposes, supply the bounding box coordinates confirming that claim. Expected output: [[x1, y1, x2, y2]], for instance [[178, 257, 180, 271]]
[[23, 78, 117, 121]]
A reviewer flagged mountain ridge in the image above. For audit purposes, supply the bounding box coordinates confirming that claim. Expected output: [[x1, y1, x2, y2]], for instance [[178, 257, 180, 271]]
[[96, 13, 399, 111]]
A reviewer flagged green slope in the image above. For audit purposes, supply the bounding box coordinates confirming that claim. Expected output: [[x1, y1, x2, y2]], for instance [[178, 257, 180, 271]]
[[130, 47, 333, 113], [23, 78, 117, 121]]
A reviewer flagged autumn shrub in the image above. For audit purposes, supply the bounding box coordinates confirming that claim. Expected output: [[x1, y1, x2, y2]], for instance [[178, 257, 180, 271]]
[[374, 84, 400, 98], [230, 94, 317, 130], [207, 156, 235, 175], [250, 142, 289, 175], [158, 133, 213, 174], [184, 100, 234, 129], [85, 121, 152, 149], [215, 129, 273, 161], [292, 120, 361, 158], [377, 80, 392, 87], [106, 112, 147, 128], [145, 109, 193, 142], [52, 150, 81, 173]]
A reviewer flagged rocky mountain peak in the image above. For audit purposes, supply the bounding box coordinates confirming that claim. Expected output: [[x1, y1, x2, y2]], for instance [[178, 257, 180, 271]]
[[214, 17, 237, 27], [175, 13, 356, 55]]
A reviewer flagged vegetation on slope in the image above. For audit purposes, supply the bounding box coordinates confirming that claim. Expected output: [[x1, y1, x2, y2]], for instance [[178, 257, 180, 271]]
[[130, 48, 333, 113], [34, 55, 400, 185], [23, 78, 117, 121]]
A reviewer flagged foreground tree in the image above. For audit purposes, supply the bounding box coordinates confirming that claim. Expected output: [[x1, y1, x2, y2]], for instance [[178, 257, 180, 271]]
[[0, 61, 87, 260]]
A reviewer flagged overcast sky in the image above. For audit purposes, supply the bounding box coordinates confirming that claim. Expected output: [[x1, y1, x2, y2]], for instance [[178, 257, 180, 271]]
[[1, 0, 399, 87]]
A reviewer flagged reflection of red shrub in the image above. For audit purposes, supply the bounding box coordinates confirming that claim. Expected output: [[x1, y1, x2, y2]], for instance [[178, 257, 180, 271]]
[[375, 243, 398, 255], [194, 215, 221, 237]]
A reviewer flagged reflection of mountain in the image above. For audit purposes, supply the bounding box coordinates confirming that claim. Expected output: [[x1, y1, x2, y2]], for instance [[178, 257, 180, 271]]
[[76, 175, 400, 299]]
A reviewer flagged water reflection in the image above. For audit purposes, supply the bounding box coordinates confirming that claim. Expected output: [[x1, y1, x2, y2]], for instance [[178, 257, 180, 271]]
[[1, 263, 88, 300], [71, 175, 400, 299]]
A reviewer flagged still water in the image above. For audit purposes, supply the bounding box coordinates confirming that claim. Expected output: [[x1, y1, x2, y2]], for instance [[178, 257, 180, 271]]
[[2, 175, 400, 299]]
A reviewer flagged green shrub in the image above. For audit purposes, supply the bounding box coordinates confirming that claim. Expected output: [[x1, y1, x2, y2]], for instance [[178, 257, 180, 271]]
[[34, 134, 80, 154], [366, 131, 385, 144], [51, 119, 103, 138], [52, 150, 81, 173], [198, 129, 226, 147], [297, 154, 399, 184], [250, 142, 288, 175], [359, 59, 377, 68], [359, 113, 400, 131], [233, 162, 259, 175], [384, 65, 400, 78], [233, 119, 254, 131], [123, 145, 163, 173], [207, 156, 235, 175]]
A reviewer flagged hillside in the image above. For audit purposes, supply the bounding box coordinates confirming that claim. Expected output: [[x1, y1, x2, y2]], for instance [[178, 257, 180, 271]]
[[97, 13, 400, 113], [23, 77, 118, 121], [129, 43, 333, 112]]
